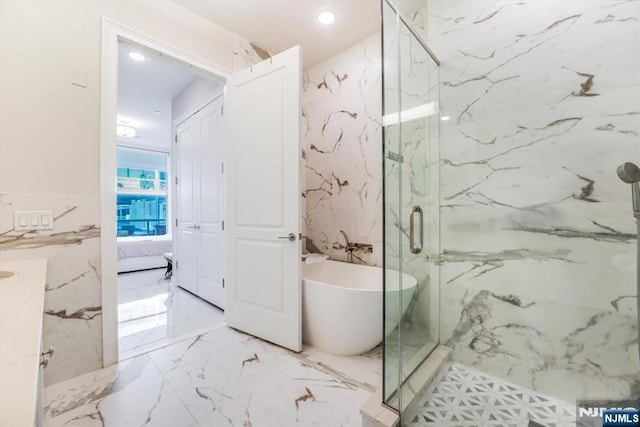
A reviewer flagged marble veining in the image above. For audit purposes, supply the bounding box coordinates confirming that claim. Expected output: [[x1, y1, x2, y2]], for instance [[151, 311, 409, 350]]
[[43, 326, 381, 427], [232, 35, 271, 72], [0, 193, 103, 386], [414, 0, 640, 402], [303, 33, 383, 266]]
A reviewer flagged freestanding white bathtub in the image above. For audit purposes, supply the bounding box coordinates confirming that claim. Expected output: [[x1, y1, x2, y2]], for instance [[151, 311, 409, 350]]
[[302, 260, 417, 356]]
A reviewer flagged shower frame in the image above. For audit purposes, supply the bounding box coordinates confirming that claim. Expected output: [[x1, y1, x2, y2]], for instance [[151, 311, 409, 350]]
[[380, 0, 447, 416]]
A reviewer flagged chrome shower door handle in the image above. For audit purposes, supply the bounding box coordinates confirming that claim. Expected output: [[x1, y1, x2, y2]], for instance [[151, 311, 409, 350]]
[[409, 205, 423, 254], [278, 233, 296, 242]]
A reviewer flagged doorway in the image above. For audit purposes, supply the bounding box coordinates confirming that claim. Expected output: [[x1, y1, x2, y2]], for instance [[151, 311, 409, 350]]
[[101, 20, 304, 368], [114, 39, 226, 360]]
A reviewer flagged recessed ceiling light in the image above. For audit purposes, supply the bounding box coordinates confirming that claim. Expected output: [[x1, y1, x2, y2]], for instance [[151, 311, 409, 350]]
[[154, 110, 161, 115], [317, 10, 336, 25], [441, 116, 450, 121], [129, 52, 146, 62]]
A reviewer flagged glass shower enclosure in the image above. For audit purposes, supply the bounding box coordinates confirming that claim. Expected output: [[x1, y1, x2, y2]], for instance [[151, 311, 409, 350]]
[[382, 0, 441, 413]]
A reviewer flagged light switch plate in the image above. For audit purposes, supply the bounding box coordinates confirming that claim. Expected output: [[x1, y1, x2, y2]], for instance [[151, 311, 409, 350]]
[[14, 211, 54, 231]]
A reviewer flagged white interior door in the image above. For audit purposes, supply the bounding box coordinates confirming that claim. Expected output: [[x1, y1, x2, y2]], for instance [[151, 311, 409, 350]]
[[175, 119, 198, 295], [225, 46, 302, 351], [198, 97, 225, 308]]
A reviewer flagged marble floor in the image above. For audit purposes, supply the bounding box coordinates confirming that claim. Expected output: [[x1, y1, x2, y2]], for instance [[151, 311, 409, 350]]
[[48, 270, 578, 426], [43, 326, 381, 427], [404, 362, 576, 427], [118, 269, 224, 359]]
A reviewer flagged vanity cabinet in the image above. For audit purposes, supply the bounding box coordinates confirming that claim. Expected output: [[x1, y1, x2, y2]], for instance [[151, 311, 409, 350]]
[[0, 259, 49, 427], [35, 344, 55, 426]]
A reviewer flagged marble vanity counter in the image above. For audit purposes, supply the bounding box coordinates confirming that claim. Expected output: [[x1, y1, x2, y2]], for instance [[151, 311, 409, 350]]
[[0, 258, 47, 427]]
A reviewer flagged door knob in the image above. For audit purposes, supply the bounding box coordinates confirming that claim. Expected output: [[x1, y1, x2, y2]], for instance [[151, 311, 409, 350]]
[[278, 233, 296, 242]]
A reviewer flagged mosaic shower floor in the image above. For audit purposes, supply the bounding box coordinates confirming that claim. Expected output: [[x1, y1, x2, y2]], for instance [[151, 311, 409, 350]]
[[405, 362, 576, 427]]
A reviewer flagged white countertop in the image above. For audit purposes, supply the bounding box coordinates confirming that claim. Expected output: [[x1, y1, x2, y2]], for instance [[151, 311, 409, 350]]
[[0, 258, 47, 427]]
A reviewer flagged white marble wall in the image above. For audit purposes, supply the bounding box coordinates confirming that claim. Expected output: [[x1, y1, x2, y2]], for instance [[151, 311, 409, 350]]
[[0, 193, 103, 385], [232, 35, 271, 72], [421, 0, 640, 402], [303, 33, 383, 266]]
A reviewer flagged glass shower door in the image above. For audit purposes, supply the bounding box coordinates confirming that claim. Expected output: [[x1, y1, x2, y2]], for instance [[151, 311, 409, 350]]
[[382, 0, 440, 412]]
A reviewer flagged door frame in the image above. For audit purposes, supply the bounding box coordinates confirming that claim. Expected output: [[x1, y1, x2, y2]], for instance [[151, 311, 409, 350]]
[[172, 89, 225, 302], [100, 17, 230, 367]]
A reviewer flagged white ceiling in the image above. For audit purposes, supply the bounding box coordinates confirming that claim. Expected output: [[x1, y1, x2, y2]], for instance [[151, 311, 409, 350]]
[[175, 0, 383, 68], [117, 42, 204, 149], [116, 1, 427, 148]]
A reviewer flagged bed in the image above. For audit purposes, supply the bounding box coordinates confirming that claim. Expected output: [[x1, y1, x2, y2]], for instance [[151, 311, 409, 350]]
[[117, 236, 173, 273]]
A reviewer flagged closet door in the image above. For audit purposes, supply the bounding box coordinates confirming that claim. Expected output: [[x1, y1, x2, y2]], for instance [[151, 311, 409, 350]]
[[197, 97, 225, 308], [175, 117, 199, 295]]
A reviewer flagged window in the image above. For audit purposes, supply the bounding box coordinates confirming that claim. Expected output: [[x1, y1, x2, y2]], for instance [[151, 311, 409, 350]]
[[116, 146, 169, 237]]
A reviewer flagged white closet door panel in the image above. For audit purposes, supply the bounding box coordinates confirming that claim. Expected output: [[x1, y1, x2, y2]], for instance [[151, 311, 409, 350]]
[[176, 228, 198, 295], [198, 97, 225, 308], [199, 231, 223, 306], [177, 124, 197, 225], [176, 115, 199, 295], [199, 104, 222, 225]]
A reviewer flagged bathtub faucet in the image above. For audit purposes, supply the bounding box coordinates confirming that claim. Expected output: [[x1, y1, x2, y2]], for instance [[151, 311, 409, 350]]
[[339, 230, 373, 263]]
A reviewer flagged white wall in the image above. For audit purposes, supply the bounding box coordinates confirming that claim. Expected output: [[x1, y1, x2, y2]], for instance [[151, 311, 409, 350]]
[[0, 0, 235, 195], [172, 77, 222, 122]]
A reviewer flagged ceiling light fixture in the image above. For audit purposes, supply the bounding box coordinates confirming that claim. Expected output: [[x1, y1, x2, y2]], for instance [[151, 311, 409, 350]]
[[441, 116, 450, 121], [116, 123, 137, 138], [154, 110, 161, 115], [317, 10, 336, 25], [128, 51, 146, 62]]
